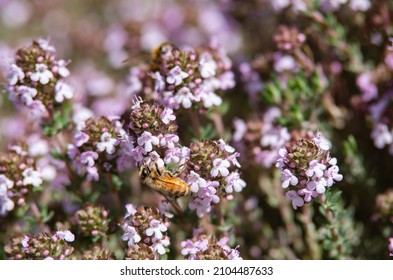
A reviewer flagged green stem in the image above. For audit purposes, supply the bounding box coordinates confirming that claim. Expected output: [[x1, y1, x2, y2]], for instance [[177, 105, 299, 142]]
[[30, 201, 49, 232], [320, 195, 345, 256], [162, 194, 192, 233], [105, 174, 122, 212], [211, 110, 225, 138], [301, 206, 321, 259], [189, 109, 201, 139]]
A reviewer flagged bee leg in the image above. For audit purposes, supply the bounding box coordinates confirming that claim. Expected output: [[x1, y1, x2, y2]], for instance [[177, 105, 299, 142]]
[[155, 162, 162, 176], [161, 192, 181, 214], [171, 164, 185, 177]]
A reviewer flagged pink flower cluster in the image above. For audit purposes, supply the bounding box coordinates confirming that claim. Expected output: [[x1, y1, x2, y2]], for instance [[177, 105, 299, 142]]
[[181, 235, 242, 260], [187, 139, 245, 217], [0, 145, 43, 216], [67, 116, 131, 181], [121, 204, 170, 256], [276, 132, 343, 209], [6, 39, 73, 119], [129, 99, 189, 169], [127, 42, 235, 110]]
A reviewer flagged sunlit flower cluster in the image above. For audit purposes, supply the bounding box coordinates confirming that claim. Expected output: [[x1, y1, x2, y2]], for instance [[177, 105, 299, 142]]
[[121, 204, 170, 257], [127, 42, 235, 110], [67, 116, 131, 181], [276, 132, 343, 209], [0, 145, 43, 216], [181, 234, 242, 260], [5, 39, 73, 120]]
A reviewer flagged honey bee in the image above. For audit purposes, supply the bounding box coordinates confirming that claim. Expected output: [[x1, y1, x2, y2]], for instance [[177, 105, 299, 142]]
[[138, 162, 192, 197]]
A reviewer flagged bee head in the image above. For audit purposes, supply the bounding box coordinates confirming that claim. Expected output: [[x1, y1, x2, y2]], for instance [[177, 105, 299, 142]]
[[138, 164, 150, 181]]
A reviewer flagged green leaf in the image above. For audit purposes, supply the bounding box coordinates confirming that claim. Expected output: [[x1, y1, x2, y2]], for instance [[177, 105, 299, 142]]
[[217, 224, 233, 232], [111, 174, 123, 189], [200, 123, 217, 140]]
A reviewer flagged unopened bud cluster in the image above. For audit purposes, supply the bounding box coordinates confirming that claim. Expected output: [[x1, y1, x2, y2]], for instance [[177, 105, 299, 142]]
[[5, 230, 75, 260], [273, 25, 306, 52], [80, 244, 114, 260], [73, 204, 109, 238]]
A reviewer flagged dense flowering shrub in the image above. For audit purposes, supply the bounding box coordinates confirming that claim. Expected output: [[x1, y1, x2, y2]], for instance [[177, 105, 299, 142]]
[[0, 0, 392, 260]]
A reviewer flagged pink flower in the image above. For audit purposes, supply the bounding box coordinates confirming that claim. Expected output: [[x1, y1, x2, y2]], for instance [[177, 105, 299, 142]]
[[281, 169, 298, 188], [145, 219, 168, 240], [150, 71, 166, 93], [122, 225, 141, 247], [124, 204, 137, 219], [80, 151, 98, 167], [56, 230, 75, 242], [30, 63, 53, 84], [86, 166, 99, 181], [56, 59, 70, 78], [151, 236, 170, 255], [211, 158, 230, 177], [285, 190, 304, 209], [305, 160, 326, 178], [160, 107, 176, 124], [137, 131, 159, 153], [8, 64, 25, 85], [74, 131, 90, 147], [217, 139, 235, 153], [166, 66, 189, 86], [225, 172, 246, 193], [307, 176, 328, 194], [27, 100, 49, 118], [22, 168, 42, 187], [187, 171, 207, 193], [55, 81, 73, 103], [371, 123, 393, 149], [174, 87, 194, 109], [159, 134, 179, 149], [298, 188, 318, 203], [96, 132, 118, 154], [199, 52, 217, 78], [233, 118, 247, 142]]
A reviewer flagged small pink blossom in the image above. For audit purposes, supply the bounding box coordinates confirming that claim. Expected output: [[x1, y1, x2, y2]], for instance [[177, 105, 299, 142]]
[[137, 131, 159, 153], [55, 81, 73, 103], [124, 204, 137, 219], [80, 151, 98, 167], [281, 169, 298, 188], [30, 63, 53, 85], [96, 132, 118, 154], [211, 158, 230, 177], [285, 190, 304, 209], [160, 107, 176, 124], [74, 131, 90, 147], [187, 171, 207, 193], [56, 230, 75, 242], [122, 224, 141, 247], [8, 64, 25, 85], [166, 66, 189, 86], [145, 219, 167, 240]]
